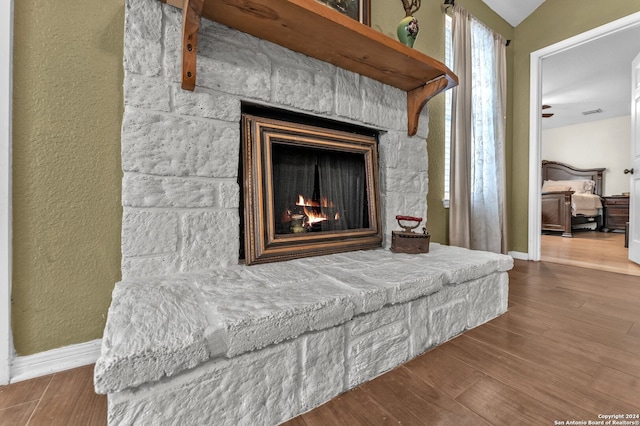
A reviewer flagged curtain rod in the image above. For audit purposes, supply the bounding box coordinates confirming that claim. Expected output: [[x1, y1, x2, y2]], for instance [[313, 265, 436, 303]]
[[443, 0, 511, 46]]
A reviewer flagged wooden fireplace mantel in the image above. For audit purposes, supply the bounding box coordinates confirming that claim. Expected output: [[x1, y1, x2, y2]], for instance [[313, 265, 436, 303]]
[[160, 0, 458, 136]]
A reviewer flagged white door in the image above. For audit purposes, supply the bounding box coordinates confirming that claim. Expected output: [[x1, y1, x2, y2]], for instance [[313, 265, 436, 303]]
[[630, 51, 640, 264]]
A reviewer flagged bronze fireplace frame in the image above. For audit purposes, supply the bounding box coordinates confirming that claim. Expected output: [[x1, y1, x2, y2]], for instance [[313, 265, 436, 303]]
[[241, 113, 382, 265]]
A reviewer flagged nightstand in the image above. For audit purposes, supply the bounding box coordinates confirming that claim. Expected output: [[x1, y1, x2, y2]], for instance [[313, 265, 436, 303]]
[[601, 196, 630, 232]]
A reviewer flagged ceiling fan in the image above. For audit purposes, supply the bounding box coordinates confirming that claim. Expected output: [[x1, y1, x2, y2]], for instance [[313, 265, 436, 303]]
[[542, 104, 554, 118]]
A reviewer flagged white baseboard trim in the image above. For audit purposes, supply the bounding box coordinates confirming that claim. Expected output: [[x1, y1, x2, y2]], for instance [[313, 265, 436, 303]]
[[508, 251, 529, 261], [10, 339, 102, 383]]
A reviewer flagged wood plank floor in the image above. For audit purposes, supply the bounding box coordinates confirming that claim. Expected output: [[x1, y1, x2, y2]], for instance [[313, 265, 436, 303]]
[[0, 365, 106, 426], [542, 230, 640, 276], [2, 259, 639, 425], [286, 260, 640, 425]]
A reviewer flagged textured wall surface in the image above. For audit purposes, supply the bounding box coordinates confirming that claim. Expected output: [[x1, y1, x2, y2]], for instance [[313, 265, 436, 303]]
[[120, 0, 431, 278], [11, 0, 124, 355]]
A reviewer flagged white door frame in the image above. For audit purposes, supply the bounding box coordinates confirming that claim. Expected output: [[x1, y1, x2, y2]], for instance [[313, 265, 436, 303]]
[[630, 52, 640, 264], [1, 0, 14, 385], [528, 11, 640, 261]]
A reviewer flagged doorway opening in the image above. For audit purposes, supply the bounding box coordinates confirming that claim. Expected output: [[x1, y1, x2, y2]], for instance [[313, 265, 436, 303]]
[[529, 11, 640, 275]]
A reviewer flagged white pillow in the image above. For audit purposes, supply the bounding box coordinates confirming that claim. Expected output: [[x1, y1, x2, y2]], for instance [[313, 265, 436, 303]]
[[542, 179, 594, 194], [583, 180, 595, 193], [542, 184, 571, 192]]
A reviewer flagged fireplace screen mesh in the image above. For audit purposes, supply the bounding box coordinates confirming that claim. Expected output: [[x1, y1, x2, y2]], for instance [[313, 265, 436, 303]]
[[241, 108, 382, 265], [272, 143, 369, 235]]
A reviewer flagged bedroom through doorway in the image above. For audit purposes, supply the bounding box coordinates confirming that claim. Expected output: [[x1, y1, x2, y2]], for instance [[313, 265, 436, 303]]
[[530, 12, 640, 276], [538, 162, 637, 275]]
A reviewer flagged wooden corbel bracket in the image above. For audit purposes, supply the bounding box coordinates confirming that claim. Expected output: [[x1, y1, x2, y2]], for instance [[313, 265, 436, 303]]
[[169, 0, 458, 133], [406, 76, 454, 136], [181, 0, 204, 91]]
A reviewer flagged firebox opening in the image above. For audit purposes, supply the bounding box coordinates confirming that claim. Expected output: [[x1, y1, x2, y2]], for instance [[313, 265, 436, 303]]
[[239, 103, 382, 265], [272, 143, 370, 235]]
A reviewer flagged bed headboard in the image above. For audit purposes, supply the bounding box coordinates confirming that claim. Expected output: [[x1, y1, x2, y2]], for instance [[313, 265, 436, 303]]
[[541, 160, 606, 196]]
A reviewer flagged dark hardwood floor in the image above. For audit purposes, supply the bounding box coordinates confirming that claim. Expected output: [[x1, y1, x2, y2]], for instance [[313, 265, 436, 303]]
[[0, 364, 105, 426], [1, 260, 639, 425], [287, 260, 640, 425]]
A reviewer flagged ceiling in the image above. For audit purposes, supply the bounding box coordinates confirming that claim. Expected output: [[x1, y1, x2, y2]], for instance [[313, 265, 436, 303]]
[[479, 0, 640, 131], [541, 25, 640, 130], [481, 0, 545, 27]]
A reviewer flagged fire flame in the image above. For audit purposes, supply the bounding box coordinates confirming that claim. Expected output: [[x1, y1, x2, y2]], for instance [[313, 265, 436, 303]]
[[296, 195, 335, 208], [296, 194, 334, 225]]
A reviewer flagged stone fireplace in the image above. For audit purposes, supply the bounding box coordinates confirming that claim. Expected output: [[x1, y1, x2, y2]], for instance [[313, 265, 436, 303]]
[[119, 0, 431, 278], [94, 0, 512, 424]]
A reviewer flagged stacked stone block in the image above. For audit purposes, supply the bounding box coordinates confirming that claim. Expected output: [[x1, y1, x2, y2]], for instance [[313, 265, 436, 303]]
[[120, 0, 430, 279], [96, 246, 512, 424]]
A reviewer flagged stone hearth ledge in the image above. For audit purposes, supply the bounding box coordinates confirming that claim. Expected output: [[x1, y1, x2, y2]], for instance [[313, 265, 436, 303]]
[[94, 244, 512, 395]]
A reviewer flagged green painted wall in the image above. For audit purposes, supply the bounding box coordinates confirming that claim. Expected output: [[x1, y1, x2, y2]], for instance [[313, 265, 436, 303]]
[[11, 1, 123, 355], [372, 0, 513, 244], [510, 1, 640, 252]]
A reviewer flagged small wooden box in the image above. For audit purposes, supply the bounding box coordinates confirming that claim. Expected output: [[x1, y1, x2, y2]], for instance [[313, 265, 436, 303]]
[[390, 231, 430, 254]]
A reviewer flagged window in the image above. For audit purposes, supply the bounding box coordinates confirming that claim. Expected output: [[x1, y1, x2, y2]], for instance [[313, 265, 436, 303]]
[[443, 14, 453, 207], [445, 6, 507, 252]]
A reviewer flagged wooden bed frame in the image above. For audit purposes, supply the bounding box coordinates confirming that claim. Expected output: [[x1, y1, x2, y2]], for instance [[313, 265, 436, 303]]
[[541, 160, 605, 238]]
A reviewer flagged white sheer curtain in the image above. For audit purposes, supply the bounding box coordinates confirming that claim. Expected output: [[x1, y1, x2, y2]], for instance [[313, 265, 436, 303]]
[[449, 4, 508, 254]]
